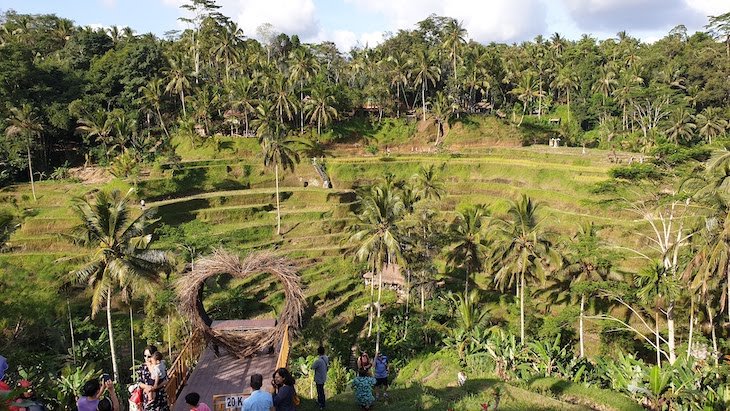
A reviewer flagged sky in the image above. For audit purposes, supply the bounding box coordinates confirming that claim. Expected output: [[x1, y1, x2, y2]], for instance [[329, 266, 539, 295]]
[[0, 0, 727, 51]]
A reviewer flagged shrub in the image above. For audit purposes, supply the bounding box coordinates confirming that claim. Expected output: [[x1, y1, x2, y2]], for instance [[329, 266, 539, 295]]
[[608, 163, 663, 181]]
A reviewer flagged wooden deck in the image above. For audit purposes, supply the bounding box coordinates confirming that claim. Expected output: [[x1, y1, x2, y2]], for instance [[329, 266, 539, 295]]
[[172, 320, 278, 411]]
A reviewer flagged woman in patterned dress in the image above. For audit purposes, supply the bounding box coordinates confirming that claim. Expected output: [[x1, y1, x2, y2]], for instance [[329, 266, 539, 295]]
[[137, 345, 170, 411]]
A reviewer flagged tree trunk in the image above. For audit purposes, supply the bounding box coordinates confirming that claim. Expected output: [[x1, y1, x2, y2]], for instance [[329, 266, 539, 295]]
[[130, 305, 135, 372], [180, 90, 186, 117], [26, 139, 36, 201], [156, 107, 170, 139], [667, 301, 676, 364], [300, 83, 304, 134], [687, 296, 694, 357], [420, 284, 425, 310], [579, 294, 585, 358], [464, 268, 468, 297], [167, 314, 172, 359], [655, 310, 661, 367], [404, 269, 410, 339], [106, 290, 120, 381], [68, 300, 76, 365], [275, 162, 281, 235], [375, 263, 384, 354], [520, 271, 525, 345], [422, 82, 427, 122], [368, 263, 375, 338], [396, 82, 400, 118], [567, 89, 571, 123], [709, 307, 718, 364]]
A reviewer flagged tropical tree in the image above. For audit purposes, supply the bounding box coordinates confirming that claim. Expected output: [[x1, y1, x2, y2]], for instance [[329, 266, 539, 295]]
[[349, 184, 404, 353], [289, 47, 320, 133], [553, 66, 579, 122], [696, 107, 727, 144], [665, 108, 696, 145], [412, 163, 445, 201], [491, 195, 557, 344], [138, 78, 170, 139], [441, 19, 467, 84], [430, 91, 452, 145], [410, 47, 441, 121], [5, 104, 43, 201], [257, 108, 300, 235], [211, 20, 243, 82], [229, 76, 258, 136], [304, 80, 338, 137], [164, 54, 192, 117], [71, 189, 174, 381], [636, 261, 679, 367], [447, 204, 490, 296]]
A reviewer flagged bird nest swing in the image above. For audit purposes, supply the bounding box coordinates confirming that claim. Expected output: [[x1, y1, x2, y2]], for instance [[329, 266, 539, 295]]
[[176, 249, 305, 358]]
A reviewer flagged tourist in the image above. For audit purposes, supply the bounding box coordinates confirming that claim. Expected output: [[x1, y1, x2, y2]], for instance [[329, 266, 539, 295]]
[[184, 392, 210, 411], [270, 368, 297, 411], [77, 379, 118, 411], [357, 351, 372, 375], [145, 352, 167, 406], [137, 345, 170, 411], [373, 352, 389, 399], [311, 346, 329, 410], [351, 368, 376, 411], [0, 355, 10, 391], [242, 374, 272, 411]]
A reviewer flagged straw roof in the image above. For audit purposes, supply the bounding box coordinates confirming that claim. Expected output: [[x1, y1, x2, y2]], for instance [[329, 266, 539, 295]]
[[176, 249, 305, 358], [363, 264, 406, 287]]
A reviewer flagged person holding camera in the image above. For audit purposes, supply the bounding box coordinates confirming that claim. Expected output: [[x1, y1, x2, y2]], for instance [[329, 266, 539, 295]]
[[77, 378, 119, 411]]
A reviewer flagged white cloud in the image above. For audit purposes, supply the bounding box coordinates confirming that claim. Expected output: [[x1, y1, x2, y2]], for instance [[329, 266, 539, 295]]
[[101, 0, 117, 7], [344, 0, 548, 43], [218, 0, 319, 40], [317, 29, 384, 52]]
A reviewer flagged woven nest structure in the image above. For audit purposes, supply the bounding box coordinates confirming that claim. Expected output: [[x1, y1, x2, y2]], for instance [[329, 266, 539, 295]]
[[176, 249, 305, 358]]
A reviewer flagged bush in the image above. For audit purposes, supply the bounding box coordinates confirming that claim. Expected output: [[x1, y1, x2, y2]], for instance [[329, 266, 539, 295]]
[[609, 163, 663, 181]]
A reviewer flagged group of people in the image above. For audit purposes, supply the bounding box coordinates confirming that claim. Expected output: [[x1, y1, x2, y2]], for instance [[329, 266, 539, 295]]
[[352, 350, 390, 411]]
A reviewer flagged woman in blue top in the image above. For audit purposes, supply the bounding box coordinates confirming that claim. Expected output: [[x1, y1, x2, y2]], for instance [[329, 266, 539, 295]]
[[270, 368, 297, 411], [351, 369, 376, 410]]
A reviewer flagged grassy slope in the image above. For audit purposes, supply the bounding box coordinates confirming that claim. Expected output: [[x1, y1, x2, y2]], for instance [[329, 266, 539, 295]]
[[0, 115, 651, 409]]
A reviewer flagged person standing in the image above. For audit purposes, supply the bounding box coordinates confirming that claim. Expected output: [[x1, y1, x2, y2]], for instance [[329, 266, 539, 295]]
[[311, 346, 329, 410], [270, 368, 296, 411], [242, 374, 272, 411], [373, 352, 389, 399]]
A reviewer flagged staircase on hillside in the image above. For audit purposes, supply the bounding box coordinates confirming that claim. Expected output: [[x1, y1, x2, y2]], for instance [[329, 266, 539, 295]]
[[312, 159, 332, 189]]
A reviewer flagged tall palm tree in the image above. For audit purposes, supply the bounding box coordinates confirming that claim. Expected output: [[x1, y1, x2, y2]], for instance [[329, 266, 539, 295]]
[[491, 195, 557, 344], [385, 54, 411, 117], [164, 54, 191, 117], [270, 74, 297, 128], [592, 65, 618, 107], [256, 108, 300, 235], [289, 48, 320, 134], [5, 104, 43, 201], [139, 78, 170, 139], [230, 77, 258, 136], [509, 71, 539, 126], [447, 204, 490, 296], [211, 20, 243, 82], [304, 80, 338, 137], [410, 47, 441, 122], [553, 66, 579, 122], [442, 19, 467, 84], [696, 107, 728, 145], [71, 189, 174, 381], [76, 111, 115, 164], [665, 109, 696, 145], [431, 91, 453, 145], [561, 222, 612, 357], [636, 261, 679, 367], [412, 164, 445, 201], [349, 184, 404, 353]]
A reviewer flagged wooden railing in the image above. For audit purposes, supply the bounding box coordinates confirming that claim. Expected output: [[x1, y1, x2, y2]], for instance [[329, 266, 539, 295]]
[[276, 325, 290, 370], [165, 331, 205, 409]]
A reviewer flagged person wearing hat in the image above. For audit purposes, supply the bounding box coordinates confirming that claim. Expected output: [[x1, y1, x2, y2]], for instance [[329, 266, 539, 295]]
[[373, 352, 389, 399]]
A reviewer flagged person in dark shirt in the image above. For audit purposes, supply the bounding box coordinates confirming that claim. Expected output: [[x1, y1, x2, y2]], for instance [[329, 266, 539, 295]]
[[270, 368, 297, 411]]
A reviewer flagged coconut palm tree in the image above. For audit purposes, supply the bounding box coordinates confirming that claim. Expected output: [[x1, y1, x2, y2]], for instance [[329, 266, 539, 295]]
[[139, 78, 170, 139], [592, 65, 618, 107], [552, 66, 579, 122], [76, 111, 115, 163], [665, 109, 696, 145], [412, 164, 445, 201], [636, 261, 679, 367], [5, 104, 43, 201], [430, 91, 452, 145], [409, 47, 441, 122], [447, 204, 490, 296], [229, 76, 258, 136], [164, 54, 191, 117], [491, 195, 557, 344], [304, 80, 338, 137], [441, 19, 467, 84], [71, 189, 174, 381], [256, 105, 300, 235], [561, 222, 612, 357], [289, 47, 320, 133], [211, 20, 243, 82], [270, 74, 297, 128], [696, 107, 728, 145], [349, 184, 404, 353]]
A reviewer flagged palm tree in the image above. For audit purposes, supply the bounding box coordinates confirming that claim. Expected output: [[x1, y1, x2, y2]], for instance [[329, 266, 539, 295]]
[[230, 77, 258, 136], [696, 107, 728, 145], [349, 184, 404, 353], [561, 222, 612, 357], [5, 104, 43, 201], [164, 54, 191, 117], [71, 189, 174, 381], [592, 66, 618, 107], [139, 78, 170, 139], [257, 109, 300, 235], [385, 54, 410, 117], [665, 109, 696, 145], [447, 289, 489, 358], [636, 261, 679, 367], [552, 66, 579, 122], [211, 20, 243, 82], [509, 71, 539, 126], [76, 111, 115, 163], [491, 195, 556, 344], [270, 74, 297, 128], [412, 164, 445, 201], [410, 47, 441, 122], [305, 80, 339, 137], [430, 91, 452, 145], [447, 204, 490, 296], [442, 19, 467, 84], [289, 48, 320, 134]]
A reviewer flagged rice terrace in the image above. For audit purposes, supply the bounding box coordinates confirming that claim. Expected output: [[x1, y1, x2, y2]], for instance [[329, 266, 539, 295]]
[[1, 1, 730, 410]]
